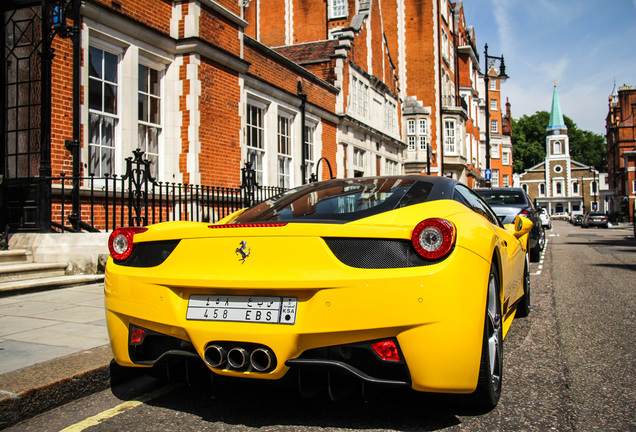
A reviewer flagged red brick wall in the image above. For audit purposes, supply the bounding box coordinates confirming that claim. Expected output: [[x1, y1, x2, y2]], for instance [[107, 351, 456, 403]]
[[321, 120, 338, 180], [292, 0, 327, 43], [50, 35, 75, 177], [198, 58, 242, 187], [254, 0, 287, 46], [200, 3, 242, 57], [90, 0, 173, 35]]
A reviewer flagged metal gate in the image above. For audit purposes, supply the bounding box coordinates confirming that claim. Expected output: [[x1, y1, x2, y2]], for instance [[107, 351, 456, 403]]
[[1, 3, 44, 232]]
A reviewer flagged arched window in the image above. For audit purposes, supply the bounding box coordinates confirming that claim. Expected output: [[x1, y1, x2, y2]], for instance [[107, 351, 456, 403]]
[[539, 183, 546, 196], [556, 183, 562, 194]]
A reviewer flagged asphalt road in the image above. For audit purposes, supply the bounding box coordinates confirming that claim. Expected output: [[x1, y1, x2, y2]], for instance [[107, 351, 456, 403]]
[[6, 221, 635, 432]]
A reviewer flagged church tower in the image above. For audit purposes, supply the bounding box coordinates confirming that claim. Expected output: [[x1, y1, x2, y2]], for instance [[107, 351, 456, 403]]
[[545, 83, 571, 198]]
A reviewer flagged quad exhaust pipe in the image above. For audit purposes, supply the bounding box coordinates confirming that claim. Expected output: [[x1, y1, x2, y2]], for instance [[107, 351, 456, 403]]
[[204, 343, 275, 372]]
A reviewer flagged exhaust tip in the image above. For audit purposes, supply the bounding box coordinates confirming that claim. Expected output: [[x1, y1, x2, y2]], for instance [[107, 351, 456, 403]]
[[227, 347, 249, 369], [204, 344, 227, 368], [250, 347, 274, 372]]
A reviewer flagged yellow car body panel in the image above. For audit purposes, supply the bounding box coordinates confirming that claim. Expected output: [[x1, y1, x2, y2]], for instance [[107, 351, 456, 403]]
[[105, 199, 529, 394]]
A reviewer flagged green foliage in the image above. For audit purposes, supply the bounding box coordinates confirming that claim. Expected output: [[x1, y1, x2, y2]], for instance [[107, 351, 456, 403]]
[[511, 111, 607, 173]]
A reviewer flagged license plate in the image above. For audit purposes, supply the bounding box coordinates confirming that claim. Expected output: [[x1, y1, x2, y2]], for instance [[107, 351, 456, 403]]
[[186, 295, 297, 324]]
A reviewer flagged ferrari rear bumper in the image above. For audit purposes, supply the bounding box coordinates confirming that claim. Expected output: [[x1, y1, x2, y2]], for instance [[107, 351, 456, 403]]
[[104, 245, 491, 394]]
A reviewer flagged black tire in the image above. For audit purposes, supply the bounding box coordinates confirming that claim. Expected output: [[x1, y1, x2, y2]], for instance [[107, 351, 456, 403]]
[[530, 228, 544, 262], [516, 257, 531, 318], [530, 241, 541, 262], [468, 263, 503, 410]]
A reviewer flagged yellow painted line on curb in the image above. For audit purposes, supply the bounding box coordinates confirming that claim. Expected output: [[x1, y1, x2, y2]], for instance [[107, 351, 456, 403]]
[[60, 384, 180, 432]]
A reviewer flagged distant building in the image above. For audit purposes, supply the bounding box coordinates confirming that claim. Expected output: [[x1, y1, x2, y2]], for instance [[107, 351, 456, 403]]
[[605, 83, 636, 222], [519, 84, 607, 215]]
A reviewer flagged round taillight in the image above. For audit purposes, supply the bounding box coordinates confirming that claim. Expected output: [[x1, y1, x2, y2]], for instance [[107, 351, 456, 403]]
[[411, 218, 456, 260], [108, 227, 147, 261]]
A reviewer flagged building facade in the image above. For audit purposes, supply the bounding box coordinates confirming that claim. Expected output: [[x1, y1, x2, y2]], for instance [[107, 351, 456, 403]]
[[1, 0, 512, 234], [519, 84, 607, 215], [606, 84, 636, 222]]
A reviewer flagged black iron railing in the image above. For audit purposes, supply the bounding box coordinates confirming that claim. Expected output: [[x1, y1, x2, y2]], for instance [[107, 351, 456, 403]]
[[50, 150, 284, 233]]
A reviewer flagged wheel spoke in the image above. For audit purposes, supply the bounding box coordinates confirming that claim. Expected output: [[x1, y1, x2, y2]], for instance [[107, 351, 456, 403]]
[[487, 272, 502, 385]]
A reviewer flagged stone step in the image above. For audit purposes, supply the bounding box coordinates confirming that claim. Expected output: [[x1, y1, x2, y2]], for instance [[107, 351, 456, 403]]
[[0, 274, 105, 297], [0, 262, 69, 283], [0, 249, 33, 265]]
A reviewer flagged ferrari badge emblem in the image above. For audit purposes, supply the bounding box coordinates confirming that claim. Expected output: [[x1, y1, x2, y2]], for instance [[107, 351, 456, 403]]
[[235, 240, 251, 263]]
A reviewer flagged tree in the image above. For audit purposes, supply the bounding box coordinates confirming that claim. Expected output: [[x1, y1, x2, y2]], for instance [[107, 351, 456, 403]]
[[511, 111, 607, 173]]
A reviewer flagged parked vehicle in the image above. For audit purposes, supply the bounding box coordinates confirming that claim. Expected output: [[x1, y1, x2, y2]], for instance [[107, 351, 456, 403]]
[[538, 207, 552, 229], [105, 175, 533, 410], [475, 187, 545, 262], [551, 212, 570, 220], [570, 210, 584, 224], [581, 211, 609, 228], [571, 213, 584, 226]]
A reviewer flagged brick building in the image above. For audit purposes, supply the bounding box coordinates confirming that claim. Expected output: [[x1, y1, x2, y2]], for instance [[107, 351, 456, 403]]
[[246, 0, 404, 179], [518, 84, 606, 215], [1, 0, 510, 234], [606, 84, 636, 222]]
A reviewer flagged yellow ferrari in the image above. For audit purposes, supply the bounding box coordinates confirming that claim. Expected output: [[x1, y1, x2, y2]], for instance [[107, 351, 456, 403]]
[[105, 175, 532, 409]]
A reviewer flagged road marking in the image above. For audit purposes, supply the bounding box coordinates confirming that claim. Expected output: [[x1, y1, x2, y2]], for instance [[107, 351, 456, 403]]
[[60, 384, 179, 432]]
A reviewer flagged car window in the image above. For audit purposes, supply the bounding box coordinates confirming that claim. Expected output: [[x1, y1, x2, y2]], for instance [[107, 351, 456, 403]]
[[234, 178, 434, 223], [474, 190, 527, 206], [453, 184, 501, 227]]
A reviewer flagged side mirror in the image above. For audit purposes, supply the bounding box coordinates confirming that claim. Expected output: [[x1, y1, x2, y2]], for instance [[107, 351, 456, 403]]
[[512, 215, 533, 239]]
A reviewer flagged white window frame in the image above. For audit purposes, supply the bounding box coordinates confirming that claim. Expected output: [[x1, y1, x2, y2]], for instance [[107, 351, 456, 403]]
[[137, 62, 163, 180], [491, 143, 500, 159], [539, 183, 546, 197], [277, 112, 293, 189], [444, 119, 456, 154], [353, 147, 365, 173], [88, 42, 121, 178], [304, 123, 316, 183], [385, 159, 399, 175], [492, 169, 499, 187], [554, 140, 562, 154], [246, 102, 267, 185], [351, 76, 358, 114], [407, 119, 416, 135], [502, 151, 509, 165], [491, 119, 498, 133], [408, 136, 416, 151], [503, 174, 509, 187], [490, 99, 498, 110], [329, 0, 347, 19]]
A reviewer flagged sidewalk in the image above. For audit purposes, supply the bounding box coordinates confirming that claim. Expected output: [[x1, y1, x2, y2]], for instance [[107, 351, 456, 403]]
[[0, 283, 118, 429]]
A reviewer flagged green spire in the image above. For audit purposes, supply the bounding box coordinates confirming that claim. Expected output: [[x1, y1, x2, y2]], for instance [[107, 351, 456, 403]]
[[547, 81, 567, 132]]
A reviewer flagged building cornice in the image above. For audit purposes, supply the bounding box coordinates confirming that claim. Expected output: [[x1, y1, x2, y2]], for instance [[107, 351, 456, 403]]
[[176, 37, 250, 74], [198, 0, 248, 28]]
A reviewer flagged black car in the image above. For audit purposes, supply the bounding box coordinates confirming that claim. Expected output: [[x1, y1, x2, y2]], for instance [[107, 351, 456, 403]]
[[475, 187, 545, 262]]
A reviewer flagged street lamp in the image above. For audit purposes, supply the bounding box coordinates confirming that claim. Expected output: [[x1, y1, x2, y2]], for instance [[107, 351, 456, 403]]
[[483, 43, 509, 187]]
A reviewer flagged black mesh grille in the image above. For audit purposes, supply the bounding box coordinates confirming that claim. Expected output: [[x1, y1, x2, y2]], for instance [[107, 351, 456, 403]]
[[116, 240, 180, 267], [324, 237, 439, 269]]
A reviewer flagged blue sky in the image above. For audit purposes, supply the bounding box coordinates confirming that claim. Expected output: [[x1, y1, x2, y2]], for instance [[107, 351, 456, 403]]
[[462, 0, 636, 136]]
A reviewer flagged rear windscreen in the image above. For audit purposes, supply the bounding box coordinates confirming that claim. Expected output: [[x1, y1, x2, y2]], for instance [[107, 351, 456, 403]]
[[233, 178, 434, 223]]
